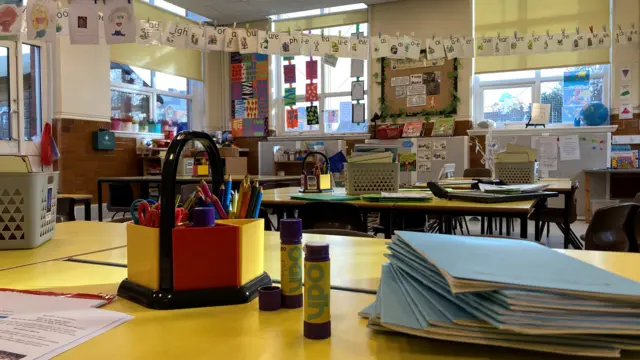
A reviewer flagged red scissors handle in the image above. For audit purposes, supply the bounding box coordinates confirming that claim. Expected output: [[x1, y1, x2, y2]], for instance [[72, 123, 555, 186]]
[[138, 202, 160, 228]]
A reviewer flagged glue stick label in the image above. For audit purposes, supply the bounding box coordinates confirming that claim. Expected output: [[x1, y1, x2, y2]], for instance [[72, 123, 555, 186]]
[[304, 261, 330, 324], [281, 244, 303, 296]]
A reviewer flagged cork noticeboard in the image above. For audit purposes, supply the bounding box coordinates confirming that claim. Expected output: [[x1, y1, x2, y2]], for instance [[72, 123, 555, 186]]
[[381, 51, 457, 117]]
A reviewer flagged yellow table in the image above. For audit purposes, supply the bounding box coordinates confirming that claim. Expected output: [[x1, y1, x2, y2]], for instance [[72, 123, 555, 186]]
[[72, 232, 388, 292], [0, 222, 127, 271]]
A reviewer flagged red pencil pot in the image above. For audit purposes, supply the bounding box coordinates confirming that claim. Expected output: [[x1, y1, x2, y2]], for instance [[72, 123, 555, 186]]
[[172, 224, 240, 291]]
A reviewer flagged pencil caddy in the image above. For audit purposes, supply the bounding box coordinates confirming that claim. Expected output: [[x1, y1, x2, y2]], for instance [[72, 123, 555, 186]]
[[0, 172, 58, 250], [299, 152, 333, 193], [119, 131, 271, 310]]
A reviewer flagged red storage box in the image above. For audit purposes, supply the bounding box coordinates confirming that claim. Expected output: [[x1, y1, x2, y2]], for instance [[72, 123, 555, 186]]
[[172, 224, 240, 291], [375, 125, 403, 139]]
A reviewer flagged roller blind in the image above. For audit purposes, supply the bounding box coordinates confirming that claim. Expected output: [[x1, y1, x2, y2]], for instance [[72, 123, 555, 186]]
[[110, 0, 203, 81], [474, 0, 610, 74], [273, 9, 367, 32]]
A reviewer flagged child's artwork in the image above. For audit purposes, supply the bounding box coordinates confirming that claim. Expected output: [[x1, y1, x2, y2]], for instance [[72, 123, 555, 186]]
[[325, 110, 338, 124], [352, 103, 365, 123], [102, 0, 135, 44], [417, 161, 432, 172], [283, 64, 296, 84], [425, 37, 445, 60], [137, 20, 162, 45], [305, 83, 318, 102], [224, 28, 240, 52], [402, 121, 423, 138], [399, 153, 417, 172], [205, 26, 225, 51], [265, 32, 281, 55], [306, 60, 318, 80], [284, 88, 296, 107], [423, 71, 441, 96], [431, 118, 455, 137], [351, 80, 365, 101], [245, 99, 257, 118], [286, 108, 299, 129], [370, 35, 389, 58], [232, 118, 243, 137], [238, 28, 258, 54], [306, 105, 319, 125], [187, 25, 205, 50], [68, 0, 99, 44], [417, 151, 432, 161], [351, 59, 364, 78], [27, 0, 56, 42], [350, 35, 369, 59], [164, 22, 189, 49], [0, 4, 21, 35]]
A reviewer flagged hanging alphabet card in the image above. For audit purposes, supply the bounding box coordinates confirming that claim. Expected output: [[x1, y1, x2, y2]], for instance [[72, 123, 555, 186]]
[[103, 0, 135, 44], [387, 37, 406, 59], [205, 26, 225, 51], [164, 22, 189, 49], [187, 25, 205, 50], [371, 36, 389, 58], [68, 0, 99, 44], [405, 37, 422, 60], [137, 20, 162, 45], [443, 36, 462, 59], [265, 32, 281, 55], [27, 0, 56, 42], [300, 33, 312, 55], [224, 28, 240, 52], [425, 37, 445, 60], [475, 37, 494, 57], [350, 35, 369, 59], [280, 32, 301, 56], [238, 28, 259, 54], [461, 36, 474, 58], [330, 36, 350, 57]]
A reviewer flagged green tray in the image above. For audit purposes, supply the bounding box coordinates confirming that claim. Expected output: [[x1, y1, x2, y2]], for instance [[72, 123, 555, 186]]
[[290, 194, 360, 202]]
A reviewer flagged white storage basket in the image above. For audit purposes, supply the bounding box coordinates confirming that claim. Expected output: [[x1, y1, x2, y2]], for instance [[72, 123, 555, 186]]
[[344, 163, 400, 195]]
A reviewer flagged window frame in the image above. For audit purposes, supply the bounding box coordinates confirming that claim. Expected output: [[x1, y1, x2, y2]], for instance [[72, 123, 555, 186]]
[[473, 66, 609, 124], [110, 63, 195, 130]]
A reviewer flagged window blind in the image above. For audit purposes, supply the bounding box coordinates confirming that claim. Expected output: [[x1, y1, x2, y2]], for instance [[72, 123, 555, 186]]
[[474, 0, 610, 74], [110, 0, 203, 81], [273, 9, 367, 32]]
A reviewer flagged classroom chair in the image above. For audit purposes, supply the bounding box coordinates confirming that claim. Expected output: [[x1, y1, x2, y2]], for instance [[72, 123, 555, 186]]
[[55, 198, 76, 223], [584, 203, 640, 252], [463, 167, 493, 178], [107, 183, 135, 220], [529, 181, 580, 248], [303, 229, 376, 238], [633, 192, 640, 204], [298, 202, 367, 233]]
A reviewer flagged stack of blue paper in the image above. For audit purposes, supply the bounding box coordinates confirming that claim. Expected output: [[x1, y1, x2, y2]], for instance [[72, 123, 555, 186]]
[[359, 232, 640, 357]]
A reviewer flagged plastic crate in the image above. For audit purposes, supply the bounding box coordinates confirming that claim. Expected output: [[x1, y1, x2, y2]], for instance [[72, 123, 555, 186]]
[[495, 162, 535, 184], [344, 163, 399, 195], [0, 172, 58, 249]]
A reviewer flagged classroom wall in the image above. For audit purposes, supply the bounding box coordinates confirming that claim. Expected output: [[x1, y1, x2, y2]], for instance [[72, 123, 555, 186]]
[[368, 0, 474, 122], [612, 0, 640, 115]]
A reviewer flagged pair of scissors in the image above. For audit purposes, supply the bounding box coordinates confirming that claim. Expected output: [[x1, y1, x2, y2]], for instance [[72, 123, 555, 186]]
[[175, 208, 187, 225], [137, 201, 160, 228], [130, 199, 157, 225]]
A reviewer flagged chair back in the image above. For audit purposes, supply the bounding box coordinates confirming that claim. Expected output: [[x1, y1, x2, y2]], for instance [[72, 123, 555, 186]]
[[303, 229, 375, 238], [107, 183, 134, 210], [584, 203, 640, 252], [463, 168, 493, 178], [298, 201, 366, 232], [567, 180, 579, 223], [633, 192, 640, 204]]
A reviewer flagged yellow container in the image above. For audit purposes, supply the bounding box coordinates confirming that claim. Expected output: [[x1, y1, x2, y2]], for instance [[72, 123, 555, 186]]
[[126, 222, 160, 290], [319, 174, 332, 191], [217, 219, 265, 284]]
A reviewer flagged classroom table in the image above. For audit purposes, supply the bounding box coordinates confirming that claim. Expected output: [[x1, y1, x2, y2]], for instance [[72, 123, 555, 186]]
[[261, 187, 539, 239], [58, 194, 93, 221], [70, 232, 388, 293], [0, 222, 126, 271], [97, 175, 301, 221]]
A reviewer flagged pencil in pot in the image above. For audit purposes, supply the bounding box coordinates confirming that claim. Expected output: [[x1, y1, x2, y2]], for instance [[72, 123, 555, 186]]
[[224, 175, 233, 212], [246, 181, 259, 219], [252, 187, 263, 219], [239, 182, 252, 219]]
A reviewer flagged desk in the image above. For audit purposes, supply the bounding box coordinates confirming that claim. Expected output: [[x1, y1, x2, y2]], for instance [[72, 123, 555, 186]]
[[262, 187, 537, 238], [97, 175, 301, 221], [0, 222, 127, 271], [71, 232, 388, 292], [584, 169, 640, 223], [58, 194, 93, 221], [0, 261, 127, 290]]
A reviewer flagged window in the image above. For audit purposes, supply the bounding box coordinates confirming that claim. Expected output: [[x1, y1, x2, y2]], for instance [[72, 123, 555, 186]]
[[473, 65, 609, 124], [110, 62, 199, 130], [141, 0, 209, 21], [272, 21, 369, 136]]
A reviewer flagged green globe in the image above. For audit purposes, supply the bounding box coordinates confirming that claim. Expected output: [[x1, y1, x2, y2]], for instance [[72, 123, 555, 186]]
[[580, 102, 609, 126]]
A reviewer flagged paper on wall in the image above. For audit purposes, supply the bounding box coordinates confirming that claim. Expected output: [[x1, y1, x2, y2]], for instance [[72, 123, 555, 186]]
[[350, 35, 369, 59], [493, 35, 508, 56], [137, 20, 162, 45], [556, 32, 573, 52], [0, 4, 22, 36], [410, 74, 423, 84], [353, 103, 365, 123], [224, 28, 240, 52], [351, 59, 364, 78], [593, 31, 611, 49], [280, 32, 301, 55], [164, 21, 189, 49], [405, 36, 422, 60], [391, 76, 410, 87], [475, 36, 494, 57], [571, 33, 586, 51], [328, 35, 349, 57], [620, 83, 632, 101], [27, 0, 57, 42], [257, 30, 268, 54], [387, 37, 406, 59], [371, 35, 390, 58], [102, 0, 135, 44], [417, 161, 432, 172], [407, 84, 426, 96], [443, 36, 461, 59], [425, 37, 445, 60], [68, 0, 99, 44], [187, 25, 205, 50], [559, 135, 581, 161], [396, 86, 407, 98], [205, 26, 226, 51], [407, 94, 427, 107], [299, 33, 311, 55], [56, 7, 69, 36], [535, 136, 558, 171], [461, 36, 474, 58], [237, 28, 259, 54], [265, 32, 281, 55], [531, 34, 546, 53], [620, 103, 634, 119]]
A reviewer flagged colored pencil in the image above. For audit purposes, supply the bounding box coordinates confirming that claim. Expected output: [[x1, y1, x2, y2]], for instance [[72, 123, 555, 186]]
[[218, 184, 226, 209], [246, 181, 259, 219], [239, 183, 252, 219], [224, 175, 233, 212], [252, 187, 263, 219], [211, 195, 228, 219], [232, 190, 239, 218]]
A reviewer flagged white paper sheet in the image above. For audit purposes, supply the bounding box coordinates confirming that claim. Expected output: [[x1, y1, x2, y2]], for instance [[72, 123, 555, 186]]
[[425, 37, 445, 60], [0, 292, 106, 317], [26, 0, 57, 42], [350, 35, 369, 59], [405, 36, 422, 60], [391, 76, 410, 87], [102, 0, 135, 45], [205, 26, 226, 51], [559, 135, 581, 161], [224, 28, 240, 52], [265, 32, 281, 55], [351, 59, 364, 78], [461, 36, 474, 58], [164, 21, 189, 49], [68, 0, 99, 45], [536, 136, 558, 171], [475, 36, 494, 57], [387, 37, 406, 59]]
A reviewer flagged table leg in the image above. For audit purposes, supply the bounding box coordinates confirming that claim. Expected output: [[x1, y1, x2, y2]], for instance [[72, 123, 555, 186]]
[[534, 201, 542, 243], [97, 180, 103, 222], [506, 217, 512, 237], [563, 191, 571, 249], [362, 210, 369, 233], [499, 218, 503, 235], [437, 214, 443, 234], [584, 173, 591, 223], [520, 215, 528, 239], [481, 217, 485, 234], [387, 210, 394, 239], [83, 199, 91, 221]]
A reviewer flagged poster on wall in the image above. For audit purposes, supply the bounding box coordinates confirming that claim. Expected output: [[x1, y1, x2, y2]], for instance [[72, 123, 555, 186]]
[[230, 52, 269, 137], [26, 0, 56, 42], [562, 70, 590, 123], [56, 8, 70, 36], [102, 0, 136, 44], [68, 0, 99, 44]]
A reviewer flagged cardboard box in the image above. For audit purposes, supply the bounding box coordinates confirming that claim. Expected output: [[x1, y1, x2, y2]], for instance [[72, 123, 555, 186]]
[[219, 147, 240, 157], [224, 157, 247, 176]]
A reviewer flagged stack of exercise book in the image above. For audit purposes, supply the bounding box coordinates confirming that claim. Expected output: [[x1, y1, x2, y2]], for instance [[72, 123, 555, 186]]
[[359, 232, 640, 357]]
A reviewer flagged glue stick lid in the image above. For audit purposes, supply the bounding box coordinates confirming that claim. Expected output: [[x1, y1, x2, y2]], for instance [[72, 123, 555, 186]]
[[280, 218, 302, 244], [304, 242, 329, 261]]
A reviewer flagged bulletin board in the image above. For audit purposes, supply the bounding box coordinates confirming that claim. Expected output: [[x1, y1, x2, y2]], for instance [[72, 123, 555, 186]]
[[230, 53, 269, 137], [380, 51, 458, 118]]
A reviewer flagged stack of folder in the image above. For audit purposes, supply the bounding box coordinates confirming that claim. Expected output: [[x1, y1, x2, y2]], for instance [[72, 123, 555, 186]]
[[359, 232, 640, 357]]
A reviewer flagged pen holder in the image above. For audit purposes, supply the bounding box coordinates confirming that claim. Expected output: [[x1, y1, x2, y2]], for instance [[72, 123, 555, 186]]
[[299, 152, 333, 194], [118, 131, 271, 310]]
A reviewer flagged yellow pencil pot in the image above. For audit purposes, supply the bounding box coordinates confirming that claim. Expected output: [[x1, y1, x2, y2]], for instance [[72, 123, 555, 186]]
[[126, 222, 161, 290], [217, 219, 265, 284]]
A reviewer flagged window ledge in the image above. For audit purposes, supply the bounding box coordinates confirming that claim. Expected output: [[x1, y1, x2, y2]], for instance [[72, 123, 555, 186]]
[[467, 125, 618, 137], [113, 131, 165, 139], [268, 133, 371, 141]]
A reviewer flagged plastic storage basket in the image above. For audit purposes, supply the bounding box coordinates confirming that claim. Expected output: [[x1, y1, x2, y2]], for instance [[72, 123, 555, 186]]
[[344, 163, 400, 195], [0, 172, 58, 249], [495, 162, 535, 184]]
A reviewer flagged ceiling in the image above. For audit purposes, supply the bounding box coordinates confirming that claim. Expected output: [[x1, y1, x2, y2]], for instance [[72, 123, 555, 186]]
[[169, 0, 395, 24]]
